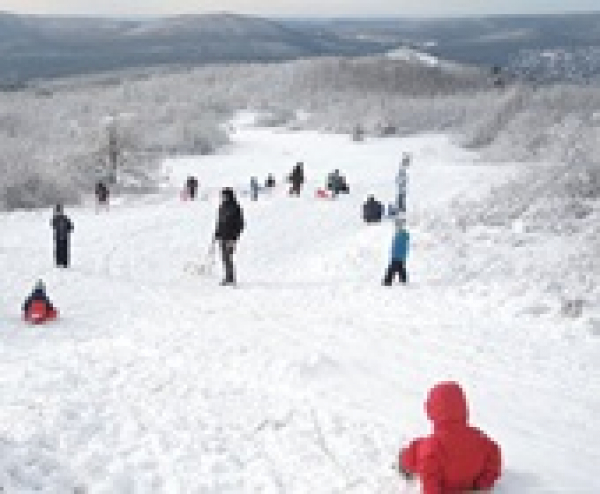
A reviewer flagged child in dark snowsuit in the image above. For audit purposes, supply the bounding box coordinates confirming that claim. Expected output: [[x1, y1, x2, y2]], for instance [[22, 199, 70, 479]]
[[383, 218, 409, 285], [399, 382, 502, 494], [23, 280, 58, 324], [363, 196, 384, 223]]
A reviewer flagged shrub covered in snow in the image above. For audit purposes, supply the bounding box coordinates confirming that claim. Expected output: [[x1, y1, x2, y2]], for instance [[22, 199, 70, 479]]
[[422, 164, 600, 321], [0, 72, 231, 211], [3, 53, 600, 211]]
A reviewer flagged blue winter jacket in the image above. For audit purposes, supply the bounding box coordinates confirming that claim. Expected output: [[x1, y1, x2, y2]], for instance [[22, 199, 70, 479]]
[[391, 229, 410, 261]]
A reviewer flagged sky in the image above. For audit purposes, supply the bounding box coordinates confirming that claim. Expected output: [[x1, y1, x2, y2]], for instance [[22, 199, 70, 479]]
[[1, 0, 600, 18]]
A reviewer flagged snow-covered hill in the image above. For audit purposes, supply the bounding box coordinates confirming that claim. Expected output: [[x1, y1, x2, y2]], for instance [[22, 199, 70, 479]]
[[508, 47, 600, 84], [0, 118, 598, 492], [386, 47, 440, 67]]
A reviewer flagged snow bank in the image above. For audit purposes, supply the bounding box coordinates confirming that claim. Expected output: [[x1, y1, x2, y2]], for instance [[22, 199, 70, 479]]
[[422, 163, 600, 325]]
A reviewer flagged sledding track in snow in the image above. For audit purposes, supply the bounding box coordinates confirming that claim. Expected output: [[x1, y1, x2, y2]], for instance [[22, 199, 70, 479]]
[[0, 121, 599, 493]]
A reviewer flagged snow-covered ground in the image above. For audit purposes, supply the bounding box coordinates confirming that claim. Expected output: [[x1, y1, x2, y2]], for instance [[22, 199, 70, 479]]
[[0, 118, 598, 493]]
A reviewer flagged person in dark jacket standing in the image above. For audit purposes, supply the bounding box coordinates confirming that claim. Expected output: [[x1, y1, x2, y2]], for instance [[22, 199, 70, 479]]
[[265, 174, 276, 189], [95, 181, 110, 212], [383, 217, 409, 286], [289, 162, 305, 196], [185, 176, 199, 200], [214, 188, 244, 286], [363, 196, 384, 223], [51, 204, 74, 268]]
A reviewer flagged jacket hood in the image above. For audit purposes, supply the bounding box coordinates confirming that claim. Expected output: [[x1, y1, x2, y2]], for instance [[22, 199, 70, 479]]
[[222, 188, 237, 203], [425, 381, 469, 426]]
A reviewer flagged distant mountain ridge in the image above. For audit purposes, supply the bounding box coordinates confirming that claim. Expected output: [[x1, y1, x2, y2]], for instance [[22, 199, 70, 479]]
[[310, 12, 600, 68], [0, 12, 390, 83]]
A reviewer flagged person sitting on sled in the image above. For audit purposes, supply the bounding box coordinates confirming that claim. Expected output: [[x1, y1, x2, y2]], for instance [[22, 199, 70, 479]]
[[22, 280, 58, 324], [398, 381, 502, 494]]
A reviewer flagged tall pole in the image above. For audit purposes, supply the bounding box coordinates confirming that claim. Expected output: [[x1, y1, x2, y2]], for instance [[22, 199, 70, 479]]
[[108, 119, 118, 184]]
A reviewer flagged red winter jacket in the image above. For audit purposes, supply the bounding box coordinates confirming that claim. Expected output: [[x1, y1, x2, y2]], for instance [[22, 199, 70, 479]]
[[400, 382, 501, 494]]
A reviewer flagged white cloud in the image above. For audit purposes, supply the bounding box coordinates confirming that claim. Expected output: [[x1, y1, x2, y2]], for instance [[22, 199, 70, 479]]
[[2, 0, 599, 17]]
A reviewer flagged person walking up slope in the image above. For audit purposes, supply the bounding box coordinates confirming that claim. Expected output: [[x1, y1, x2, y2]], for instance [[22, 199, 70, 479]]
[[399, 382, 502, 493], [214, 188, 244, 286], [51, 204, 74, 268], [383, 217, 409, 286], [289, 162, 305, 196]]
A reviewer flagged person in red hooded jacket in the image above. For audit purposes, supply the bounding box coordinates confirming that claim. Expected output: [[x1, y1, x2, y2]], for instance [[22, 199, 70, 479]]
[[22, 280, 58, 324], [399, 382, 502, 494]]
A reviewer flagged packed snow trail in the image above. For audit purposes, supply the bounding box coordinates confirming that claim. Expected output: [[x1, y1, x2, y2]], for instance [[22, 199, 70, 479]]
[[0, 119, 598, 493]]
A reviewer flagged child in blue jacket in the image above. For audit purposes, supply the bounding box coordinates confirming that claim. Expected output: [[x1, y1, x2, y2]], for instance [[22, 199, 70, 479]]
[[384, 218, 409, 285]]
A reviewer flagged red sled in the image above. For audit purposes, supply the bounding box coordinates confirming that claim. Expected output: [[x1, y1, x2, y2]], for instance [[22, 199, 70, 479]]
[[24, 301, 58, 325], [315, 189, 331, 199], [180, 190, 190, 202]]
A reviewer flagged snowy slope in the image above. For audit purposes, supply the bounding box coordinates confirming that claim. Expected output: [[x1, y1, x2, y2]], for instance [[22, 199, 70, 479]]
[[0, 118, 598, 493]]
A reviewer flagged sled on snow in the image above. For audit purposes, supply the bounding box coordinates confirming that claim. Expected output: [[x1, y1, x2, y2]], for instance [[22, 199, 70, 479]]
[[24, 301, 58, 325]]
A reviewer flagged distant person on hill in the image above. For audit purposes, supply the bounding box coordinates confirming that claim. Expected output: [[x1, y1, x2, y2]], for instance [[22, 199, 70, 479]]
[[398, 382, 502, 494], [250, 177, 260, 201], [396, 153, 411, 213], [95, 181, 110, 212], [22, 280, 58, 324], [327, 169, 349, 198], [214, 188, 245, 286], [363, 196, 384, 224], [383, 217, 409, 286], [185, 176, 199, 201], [265, 174, 276, 189], [51, 204, 74, 268], [288, 162, 305, 196]]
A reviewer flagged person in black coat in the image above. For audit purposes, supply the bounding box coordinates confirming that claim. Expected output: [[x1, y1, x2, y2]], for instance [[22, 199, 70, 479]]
[[51, 204, 74, 268], [95, 181, 110, 212], [186, 176, 199, 200], [289, 162, 305, 196], [265, 174, 276, 189], [363, 196, 384, 224], [214, 188, 244, 286]]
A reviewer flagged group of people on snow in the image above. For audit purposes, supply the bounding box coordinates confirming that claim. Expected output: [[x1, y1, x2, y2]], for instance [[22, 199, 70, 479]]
[[29, 152, 412, 323], [17, 145, 507, 493]]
